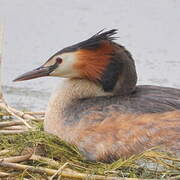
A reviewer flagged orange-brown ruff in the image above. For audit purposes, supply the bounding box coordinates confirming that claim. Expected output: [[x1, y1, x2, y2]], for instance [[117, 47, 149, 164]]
[[74, 41, 114, 81], [14, 29, 180, 162]]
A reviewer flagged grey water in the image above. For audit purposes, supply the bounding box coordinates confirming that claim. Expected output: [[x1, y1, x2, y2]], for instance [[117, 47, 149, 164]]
[[0, 0, 180, 111]]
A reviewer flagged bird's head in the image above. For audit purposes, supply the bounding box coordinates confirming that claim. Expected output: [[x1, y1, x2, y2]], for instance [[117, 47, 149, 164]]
[[14, 29, 137, 94]]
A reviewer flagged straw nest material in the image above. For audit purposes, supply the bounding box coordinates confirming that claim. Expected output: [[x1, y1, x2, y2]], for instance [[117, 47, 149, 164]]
[[0, 99, 179, 180]]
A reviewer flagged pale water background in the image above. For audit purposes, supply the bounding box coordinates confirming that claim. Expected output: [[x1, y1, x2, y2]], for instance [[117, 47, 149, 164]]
[[0, 0, 180, 111]]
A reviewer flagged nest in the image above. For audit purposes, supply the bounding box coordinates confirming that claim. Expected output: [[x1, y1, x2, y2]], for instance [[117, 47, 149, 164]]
[[0, 99, 179, 180]]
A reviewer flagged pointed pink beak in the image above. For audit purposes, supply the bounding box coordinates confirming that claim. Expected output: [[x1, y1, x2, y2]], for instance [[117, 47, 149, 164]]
[[13, 63, 58, 82]]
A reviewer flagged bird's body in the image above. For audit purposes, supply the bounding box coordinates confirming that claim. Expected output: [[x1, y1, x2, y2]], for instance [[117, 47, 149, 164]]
[[14, 29, 180, 162], [44, 79, 180, 162]]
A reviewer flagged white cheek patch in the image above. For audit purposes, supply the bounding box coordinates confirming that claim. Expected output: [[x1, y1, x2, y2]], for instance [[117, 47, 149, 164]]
[[50, 52, 80, 78]]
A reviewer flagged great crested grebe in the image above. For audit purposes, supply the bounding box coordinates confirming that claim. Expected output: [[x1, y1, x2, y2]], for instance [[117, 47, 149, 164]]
[[14, 29, 180, 162]]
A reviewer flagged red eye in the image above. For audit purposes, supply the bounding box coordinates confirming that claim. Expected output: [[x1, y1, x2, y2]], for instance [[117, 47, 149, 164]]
[[56, 57, 62, 64]]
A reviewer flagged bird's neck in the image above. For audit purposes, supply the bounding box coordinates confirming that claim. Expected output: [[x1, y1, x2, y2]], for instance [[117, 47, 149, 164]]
[[97, 45, 137, 95], [44, 78, 112, 140], [111, 47, 137, 95]]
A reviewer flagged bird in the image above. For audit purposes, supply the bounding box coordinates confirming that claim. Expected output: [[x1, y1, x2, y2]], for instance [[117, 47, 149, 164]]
[[14, 29, 180, 163]]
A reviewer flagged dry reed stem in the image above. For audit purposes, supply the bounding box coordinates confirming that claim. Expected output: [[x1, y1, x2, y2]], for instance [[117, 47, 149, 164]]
[[25, 111, 45, 116], [0, 102, 44, 122], [30, 155, 91, 177], [0, 149, 10, 156], [0, 120, 24, 128], [31, 117, 44, 122], [0, 171, 13, 177], [0, 154, 32, 163], [170, 175, 180, 179], [2, 125, 26, 130], [30, 154, 89, 173], [0, 111, 10, 116], [7, 105, 39, 120], [0, 24, 3, 99], [0, 161, 156, 180], [0, 100, 32, 129], [0, 129, 28, 134], [144, 151, 180, 162], [30, 154, 60, 168], [50, 162, 69, 180]]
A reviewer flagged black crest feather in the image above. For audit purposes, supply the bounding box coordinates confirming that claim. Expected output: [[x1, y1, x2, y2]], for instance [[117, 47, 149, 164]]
[[59, 29, 118, 54], [91, 29, 118, 41]]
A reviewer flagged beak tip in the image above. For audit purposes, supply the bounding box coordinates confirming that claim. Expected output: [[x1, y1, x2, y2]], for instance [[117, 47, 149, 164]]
[[13, 77, 22, 82], [13, 75, 29, 82], [12, 64, 53, 82], [13, 79, 18, 82]]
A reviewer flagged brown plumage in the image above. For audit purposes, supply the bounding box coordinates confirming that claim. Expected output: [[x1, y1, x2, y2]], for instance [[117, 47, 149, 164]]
[[74, 41, 114, 81], [14, 29, 180, 163], [76, 110, 180, 162]]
